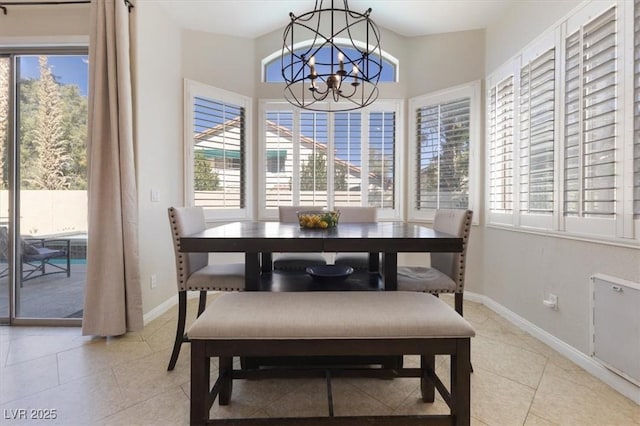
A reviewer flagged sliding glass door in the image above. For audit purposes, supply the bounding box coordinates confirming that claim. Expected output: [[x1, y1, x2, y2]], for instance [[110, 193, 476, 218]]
[[0, 49, 88, 324]]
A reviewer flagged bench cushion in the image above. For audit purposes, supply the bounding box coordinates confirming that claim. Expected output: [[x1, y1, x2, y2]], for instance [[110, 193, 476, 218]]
[[188, 291, 475, 340]]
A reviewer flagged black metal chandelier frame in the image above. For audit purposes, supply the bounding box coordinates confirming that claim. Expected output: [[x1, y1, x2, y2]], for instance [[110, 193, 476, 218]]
[[282, 0, 382, 112]]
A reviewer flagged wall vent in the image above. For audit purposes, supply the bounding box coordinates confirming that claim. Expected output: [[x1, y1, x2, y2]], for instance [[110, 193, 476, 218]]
[[591, 274, 640, 387]]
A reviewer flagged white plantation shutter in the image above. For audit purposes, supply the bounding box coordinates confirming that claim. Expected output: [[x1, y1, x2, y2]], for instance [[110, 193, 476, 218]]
[[634, 0, 640, 217], [489, 76, 515, 213], [259, 101, 400, 219], [192, 96, 245, 210], [299, 112, 328, 206], [368, 112, 396, 209], [264, 111, 294, 208], [415, 98, 470, 210], [519, 48, 555, 214], [564, 6, 617, 218], [333, 112, 362, 206]]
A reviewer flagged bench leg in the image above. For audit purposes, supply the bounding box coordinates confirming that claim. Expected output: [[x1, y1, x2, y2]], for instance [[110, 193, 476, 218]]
[[190, 341, 210, 426], [451, 339, 471, 425], [420, 354, 435, 402], [219, 356, 233, 405]]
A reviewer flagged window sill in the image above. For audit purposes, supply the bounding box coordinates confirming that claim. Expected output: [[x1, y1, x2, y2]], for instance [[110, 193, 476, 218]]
[[485, 223, 640, 250]]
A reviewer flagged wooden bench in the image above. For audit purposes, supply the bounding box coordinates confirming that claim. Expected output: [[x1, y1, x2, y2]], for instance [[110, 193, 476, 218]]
[[188, 291, 475, 426]]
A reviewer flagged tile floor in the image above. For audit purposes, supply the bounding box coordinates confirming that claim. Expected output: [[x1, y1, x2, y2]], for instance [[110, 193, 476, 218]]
[[0, 294, 639, 425]]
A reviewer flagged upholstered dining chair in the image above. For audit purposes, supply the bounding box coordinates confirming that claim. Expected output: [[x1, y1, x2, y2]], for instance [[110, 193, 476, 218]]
[[396, 209, 473, 316], [333, 206, 378, 271], [272, 205, 328, 271], [167, 206, 245, 371]]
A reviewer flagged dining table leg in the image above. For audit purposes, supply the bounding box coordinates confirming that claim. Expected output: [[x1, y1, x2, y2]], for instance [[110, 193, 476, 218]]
[[245, 252, 260, 291], [368, 252, 380, 273], [382, 252, 397, 291], [261, 252, 273, 273]]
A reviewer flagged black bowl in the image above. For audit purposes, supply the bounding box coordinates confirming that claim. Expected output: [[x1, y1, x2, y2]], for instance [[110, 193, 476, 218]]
[[306, 264, 354, 282]]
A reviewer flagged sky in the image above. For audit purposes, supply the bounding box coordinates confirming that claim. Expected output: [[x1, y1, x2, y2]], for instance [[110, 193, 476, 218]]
[[19, 54, 89, 97]]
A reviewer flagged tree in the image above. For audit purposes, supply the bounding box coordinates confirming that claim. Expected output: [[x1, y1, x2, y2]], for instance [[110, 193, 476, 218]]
[[59, 84, 88, 189], [29, 56, 70, 190], [334, 161, 348, 191], [194, 151, 220, 190], [418, 108, 469, 207], [0, 59, 7, 189], [301, 152, 327, 191], [300, 152, 348, 191]]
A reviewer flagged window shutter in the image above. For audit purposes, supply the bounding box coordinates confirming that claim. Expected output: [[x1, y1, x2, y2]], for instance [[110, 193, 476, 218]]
[[519, 49, 555, 214], [368, 112, 396, 209], [489, 76, 515, 213], [634, 0, 640, 217], [264, 111, 294, 207], [415, 98, 470, 210], [334, 112, 362, 206], [193, 96, 245, 209], [564, 6, 617, 217], [299, 112, 328, 206]]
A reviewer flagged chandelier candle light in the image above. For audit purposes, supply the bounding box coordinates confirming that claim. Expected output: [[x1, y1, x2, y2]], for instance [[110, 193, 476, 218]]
[[282, 0, 382, 112]]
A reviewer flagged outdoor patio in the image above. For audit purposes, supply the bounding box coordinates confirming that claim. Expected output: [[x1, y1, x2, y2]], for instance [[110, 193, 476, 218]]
[[0, 262, 86, 320]]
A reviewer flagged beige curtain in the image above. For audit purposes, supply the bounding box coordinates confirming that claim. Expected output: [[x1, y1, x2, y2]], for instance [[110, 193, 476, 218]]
[[82, 0, 142, 336]]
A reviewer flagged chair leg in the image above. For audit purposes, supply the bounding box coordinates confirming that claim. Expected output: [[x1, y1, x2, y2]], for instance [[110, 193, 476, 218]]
[[455, 292, 463, 316], [197, 290, 207, 316], [168, 291, 187, 371]]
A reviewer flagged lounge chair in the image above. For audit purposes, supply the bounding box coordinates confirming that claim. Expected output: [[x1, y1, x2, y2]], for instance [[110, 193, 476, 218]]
[[0, 227, 71, 284]]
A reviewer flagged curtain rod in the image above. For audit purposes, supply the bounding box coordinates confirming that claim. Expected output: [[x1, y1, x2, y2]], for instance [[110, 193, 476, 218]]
[[0, 0, 134, 15]]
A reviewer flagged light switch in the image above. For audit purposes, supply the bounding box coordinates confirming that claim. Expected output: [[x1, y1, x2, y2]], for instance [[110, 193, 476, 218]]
[[150, 189, 160, 202]]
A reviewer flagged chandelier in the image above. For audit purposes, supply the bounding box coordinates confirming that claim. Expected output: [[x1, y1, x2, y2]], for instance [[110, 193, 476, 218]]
[[282, 0, 382, 112]]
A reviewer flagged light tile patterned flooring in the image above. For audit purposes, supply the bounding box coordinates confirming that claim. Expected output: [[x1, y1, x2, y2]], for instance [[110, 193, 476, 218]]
[[0, 294, 639, 425]]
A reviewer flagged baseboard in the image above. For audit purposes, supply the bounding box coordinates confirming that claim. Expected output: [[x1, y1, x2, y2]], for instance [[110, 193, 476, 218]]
[[464, 291, 640, 405], [142, 291, 211, 326], [143, 294, 177, 325]]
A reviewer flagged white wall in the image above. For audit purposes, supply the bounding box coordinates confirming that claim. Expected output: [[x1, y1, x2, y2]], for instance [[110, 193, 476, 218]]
[[181, 30, 255, 98], [485, 0, 581, 73], [483, 0, 640, 356], [133, 2, 184, 314], [406, 30, 485, 98]]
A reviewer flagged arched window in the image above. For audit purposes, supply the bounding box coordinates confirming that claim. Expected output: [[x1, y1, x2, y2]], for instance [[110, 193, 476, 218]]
[[263, 40, 398, 83]]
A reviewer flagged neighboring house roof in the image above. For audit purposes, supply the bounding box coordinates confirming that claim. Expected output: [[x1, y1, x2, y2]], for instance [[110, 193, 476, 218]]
[[193, 117, 392, 186], [264, 120, 365, 180]]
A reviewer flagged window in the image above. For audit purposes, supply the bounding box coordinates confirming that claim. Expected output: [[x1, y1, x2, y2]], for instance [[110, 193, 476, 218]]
[[259, 100, 402, 220], [408, 81, 480, 221], [519, 48, 556, 218], [564, 7, 617, 220], [184, 80, 252, 220], [486, 0, 638, 241], [488, 74, 515, 219], [266, 150, 287, 173]]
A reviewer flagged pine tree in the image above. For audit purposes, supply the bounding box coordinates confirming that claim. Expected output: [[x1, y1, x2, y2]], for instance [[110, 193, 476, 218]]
[[30, 56, 70, 190], [0, 59, 8, 189]]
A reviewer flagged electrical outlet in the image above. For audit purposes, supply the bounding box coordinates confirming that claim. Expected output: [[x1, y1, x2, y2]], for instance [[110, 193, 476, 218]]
[[150, 274, 157, 289]]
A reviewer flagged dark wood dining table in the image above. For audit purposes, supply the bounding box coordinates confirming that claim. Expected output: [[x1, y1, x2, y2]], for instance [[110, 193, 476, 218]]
[[180, 221, 463, 291]]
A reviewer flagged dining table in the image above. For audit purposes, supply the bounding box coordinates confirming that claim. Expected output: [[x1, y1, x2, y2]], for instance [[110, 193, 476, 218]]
[[179, 220, 463, 291]]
